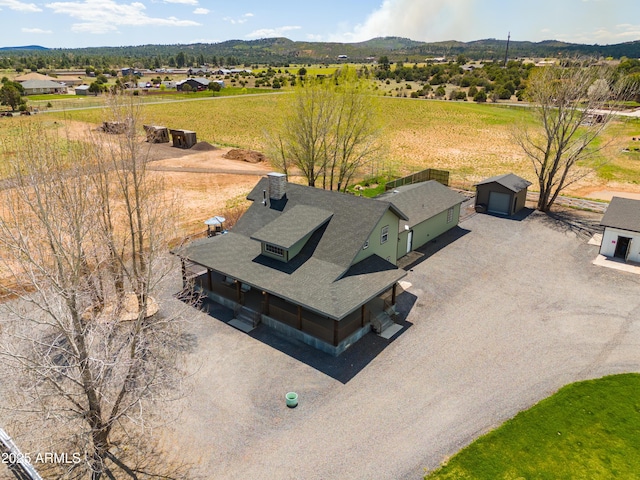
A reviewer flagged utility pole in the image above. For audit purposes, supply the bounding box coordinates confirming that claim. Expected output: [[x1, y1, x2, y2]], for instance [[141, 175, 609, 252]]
[[503, 32, 511, 67]]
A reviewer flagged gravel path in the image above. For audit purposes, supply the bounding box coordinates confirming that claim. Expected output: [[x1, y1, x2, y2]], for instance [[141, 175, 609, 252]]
[[171, 209, 640, 479]]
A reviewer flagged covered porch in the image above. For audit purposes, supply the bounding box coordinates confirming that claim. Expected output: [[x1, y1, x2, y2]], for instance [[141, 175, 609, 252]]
[[181, 261, 399, 356]]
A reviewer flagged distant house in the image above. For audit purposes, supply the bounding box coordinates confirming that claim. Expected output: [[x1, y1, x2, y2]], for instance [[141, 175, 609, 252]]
[[19, 79, 66, 95], [338, 54, 348, 59], [212, 68, 231, 75], [177, 174, 466, 355], [176, 77, 210, 91], [474, 173, 532, 216], [121, 68, 141, 77], [599, 196, 640, 263], [188, 67, 208, 76], [74, 84, 93, 96]]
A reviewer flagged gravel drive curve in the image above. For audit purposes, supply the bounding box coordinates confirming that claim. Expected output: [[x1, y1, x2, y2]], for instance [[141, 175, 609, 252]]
[[172, 209, 640, 479]]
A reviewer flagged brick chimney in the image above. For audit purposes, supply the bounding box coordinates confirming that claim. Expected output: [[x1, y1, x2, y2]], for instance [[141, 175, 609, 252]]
[[268, 172, 287, 200]]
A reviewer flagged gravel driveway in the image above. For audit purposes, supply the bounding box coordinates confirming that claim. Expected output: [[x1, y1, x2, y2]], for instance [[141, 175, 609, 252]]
[[173, 208, 640, 479]]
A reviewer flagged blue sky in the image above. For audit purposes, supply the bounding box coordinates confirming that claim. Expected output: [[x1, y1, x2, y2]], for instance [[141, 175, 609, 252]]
[[1, 0, 639, 49]]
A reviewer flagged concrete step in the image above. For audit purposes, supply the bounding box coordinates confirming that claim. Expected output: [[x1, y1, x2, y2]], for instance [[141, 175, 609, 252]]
[[372, 311, 394, 335], [229, 307, 260, 332]]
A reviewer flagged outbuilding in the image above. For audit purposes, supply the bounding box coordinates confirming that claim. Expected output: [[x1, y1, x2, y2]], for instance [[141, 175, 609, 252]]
[[599, 196, 640, 263], [474, 173, 532, 216]]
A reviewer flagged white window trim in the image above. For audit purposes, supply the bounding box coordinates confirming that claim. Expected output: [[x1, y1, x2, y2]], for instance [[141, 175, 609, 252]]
[[363, 240, 369, 250], [381, 225, 389, 244]]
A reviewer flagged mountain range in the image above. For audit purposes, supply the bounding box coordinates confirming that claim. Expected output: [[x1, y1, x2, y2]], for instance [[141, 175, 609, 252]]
[[2, 37, 640, 63]]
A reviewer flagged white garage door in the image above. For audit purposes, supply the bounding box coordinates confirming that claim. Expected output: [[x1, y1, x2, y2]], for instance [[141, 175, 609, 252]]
[[488, 191, 511, 215]]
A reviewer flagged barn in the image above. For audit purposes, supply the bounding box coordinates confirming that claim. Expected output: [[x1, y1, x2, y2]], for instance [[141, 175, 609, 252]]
[[599, 196, 640, 263], [474, 173, 531, 216]]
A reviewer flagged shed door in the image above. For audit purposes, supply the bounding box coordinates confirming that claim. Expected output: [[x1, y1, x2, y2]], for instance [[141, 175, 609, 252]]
[[488, 191, 511, 215], [407, 230, 413, 254]]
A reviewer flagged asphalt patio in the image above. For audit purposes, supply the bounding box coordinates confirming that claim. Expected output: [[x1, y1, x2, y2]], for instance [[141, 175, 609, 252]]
[[172, 208, 640, 479]]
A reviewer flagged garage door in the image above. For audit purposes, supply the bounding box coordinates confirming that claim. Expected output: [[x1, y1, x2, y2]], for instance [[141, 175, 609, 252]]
[[488, 191, 511, 215]]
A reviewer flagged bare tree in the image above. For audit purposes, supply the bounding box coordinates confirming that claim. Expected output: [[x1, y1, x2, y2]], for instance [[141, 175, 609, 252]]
[[268, 67, 380, 190], [514, 61, 628, 212], [0, 95, 195, 479]]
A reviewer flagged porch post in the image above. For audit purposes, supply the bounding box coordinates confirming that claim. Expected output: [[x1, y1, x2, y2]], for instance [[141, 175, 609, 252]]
[[297, 305, 302, 330], [333, 319, 339, 346], [207, 269, 213, 290], [262, 291, 270, 315], [181, 259, 186, 288], [236, 280, 242, 302], [391, 283, 397, 305], [361, 304, 366, 327]]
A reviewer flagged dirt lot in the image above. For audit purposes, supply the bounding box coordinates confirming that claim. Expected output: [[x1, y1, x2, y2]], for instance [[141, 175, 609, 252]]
[[56, 120, 273, 236]]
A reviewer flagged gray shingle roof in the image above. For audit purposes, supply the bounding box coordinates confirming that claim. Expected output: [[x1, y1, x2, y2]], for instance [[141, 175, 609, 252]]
[[475, 173, 532, 193], [242, 178, 406, 271], [178, 177, 408, 319], [376, 180, 466, 232], [250, 205, 332, 249], [20, 79, 64, 89], [600, 196, 640, 233]]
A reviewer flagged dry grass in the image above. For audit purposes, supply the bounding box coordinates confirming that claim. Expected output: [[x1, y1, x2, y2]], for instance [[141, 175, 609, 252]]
[[32, 95, 640, 197]]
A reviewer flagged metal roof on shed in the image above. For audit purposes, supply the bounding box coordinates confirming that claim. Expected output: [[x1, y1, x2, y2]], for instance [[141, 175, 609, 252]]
[[475, 173, 532, 193]]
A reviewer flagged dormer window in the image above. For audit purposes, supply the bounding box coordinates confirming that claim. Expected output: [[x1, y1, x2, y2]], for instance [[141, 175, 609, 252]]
[[264, 244, 284, 257]]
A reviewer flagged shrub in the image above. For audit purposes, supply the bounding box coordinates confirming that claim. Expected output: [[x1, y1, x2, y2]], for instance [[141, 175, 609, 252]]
[[474, 90, 487, 102]]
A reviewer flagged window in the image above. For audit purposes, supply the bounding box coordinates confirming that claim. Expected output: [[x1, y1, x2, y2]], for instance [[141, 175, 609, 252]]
[[363, 240, 369, 250], [381, 225, 389, 244], [447, 207, 454, 224], [264, 243, 284, 257]]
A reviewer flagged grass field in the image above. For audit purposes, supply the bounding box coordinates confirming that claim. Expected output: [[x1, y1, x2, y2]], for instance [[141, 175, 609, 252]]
[[23, 94, 640, 192], [425, 374, 640, 479]]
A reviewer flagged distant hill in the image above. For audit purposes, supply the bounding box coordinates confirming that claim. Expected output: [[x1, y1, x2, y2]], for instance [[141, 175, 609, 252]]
[[0, 45, 48, 51], [1, 38, 639, 68]]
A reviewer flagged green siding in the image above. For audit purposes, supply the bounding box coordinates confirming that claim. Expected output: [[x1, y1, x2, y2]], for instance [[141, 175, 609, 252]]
[[288, 231, 313, 259], [352, 209, 400, 266], [397, 204, 461, 259]]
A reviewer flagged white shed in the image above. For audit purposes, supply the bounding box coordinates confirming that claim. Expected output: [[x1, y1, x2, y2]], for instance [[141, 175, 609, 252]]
[[599, 196, 640, 263]]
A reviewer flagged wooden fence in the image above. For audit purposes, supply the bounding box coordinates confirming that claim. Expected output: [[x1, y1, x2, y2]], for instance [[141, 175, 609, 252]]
[[385, 168, 450, 190]]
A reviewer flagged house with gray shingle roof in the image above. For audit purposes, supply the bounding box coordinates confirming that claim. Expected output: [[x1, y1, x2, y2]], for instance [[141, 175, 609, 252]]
[[599, 196, 640, 263], [177, 173, 465, 355], [474, 173, 532, 216], [19, 79, 66, 95]]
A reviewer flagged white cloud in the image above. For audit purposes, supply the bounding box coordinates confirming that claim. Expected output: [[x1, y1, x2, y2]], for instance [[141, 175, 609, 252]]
[[246, 25, 301, 39], [546, 23, 640, 45], [0, 0, 42, 12], [327, 0, 471, 43], [45, 0, 201, 34], [223, 12, 254, 25], [22, 27, 53, 33], [193, 7, 208, 14], [164, 0, 197, 4]]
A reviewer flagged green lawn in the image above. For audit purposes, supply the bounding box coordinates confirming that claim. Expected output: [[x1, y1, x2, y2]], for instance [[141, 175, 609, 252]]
[[426, 374, 640, 480]]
